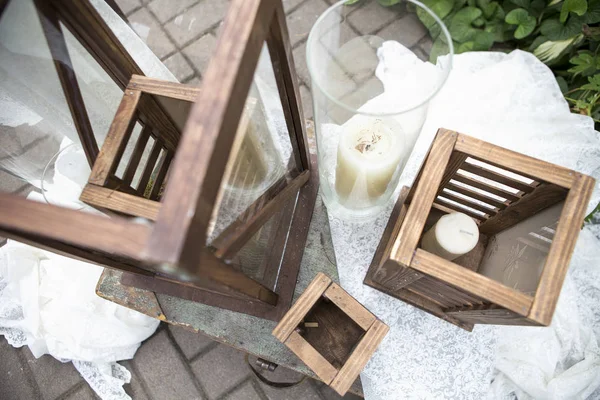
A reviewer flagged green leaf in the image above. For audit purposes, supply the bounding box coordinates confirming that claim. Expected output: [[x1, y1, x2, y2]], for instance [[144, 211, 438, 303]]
[[556, 76, 569, 93], [345, 0, 362, 4], [509, 0, 530, 8], [449, 7, 483, 42], [485, 20, 507, 42], [583, 0, 600, 23], [473, 16, 486, 26], [505, 8, 536, 38], [528, 35, 549, 51], [560, 0, 588, 23], [581, 74, 600, 90], [569, 50, 598, 76], [584, 201, 600, 224], [529, 0, 546, 17], [533, 35, 582, 64], [540, 17, 584, 40], [430, 37, 451, 62], [481, 1, 505, 19], [457, 30, 495, 52], [417, 0, 455, 29]]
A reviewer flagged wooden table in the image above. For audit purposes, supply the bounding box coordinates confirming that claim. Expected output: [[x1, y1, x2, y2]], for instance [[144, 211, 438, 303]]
[[96, 193, 363, 396]]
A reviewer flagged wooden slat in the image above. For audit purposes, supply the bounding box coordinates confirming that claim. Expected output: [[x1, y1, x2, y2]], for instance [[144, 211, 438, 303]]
[[367, 187, 424, 290], [435, 151, 468, 197], [452, 172, 522, 202], [460, 162, 537, 193], [330, 320, 389, 396], [149, 151, 172, 200], [434, 197, 487, 221], [445, 182, 509, 209], [36, 0, 99, 167], [129, 75, 201, 102], [284, 331, 338, 385], [411, 249, 533, 315], [136, 140, 162, 196], [529, 174, 595, 325], [146, 0, 276, 272], [447, 304, 541, 326], [213, 170, 309, 260], [391, 128, 459, 267], [0, 192, 149, 261], [439, 191, 497, 215], [478, 183, 568, 236], [88, 90, 141, 185], [121, 125, 151, 187], [272, 272, 331, 341], [455, 134, 576, 188], [323, 283, 376, 331], [266, 1, 310, 171], [80, 184, 160, 220]]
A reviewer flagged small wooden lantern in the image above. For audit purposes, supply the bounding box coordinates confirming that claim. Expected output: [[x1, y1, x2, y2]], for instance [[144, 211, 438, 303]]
[[364, 128, 595, 331], [273, 273, 389, 396], [0, 0, 315, 320]]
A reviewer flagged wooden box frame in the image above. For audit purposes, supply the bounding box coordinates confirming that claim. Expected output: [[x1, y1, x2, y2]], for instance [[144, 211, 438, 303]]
[[273, 273, 389, 396], [0, 0, 317, 321], [364, 128, 595, 331]]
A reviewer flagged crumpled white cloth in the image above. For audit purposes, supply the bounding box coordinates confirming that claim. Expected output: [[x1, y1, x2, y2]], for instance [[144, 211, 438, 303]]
[[0, 240, 160, 400], [328, 49, 600, 399]]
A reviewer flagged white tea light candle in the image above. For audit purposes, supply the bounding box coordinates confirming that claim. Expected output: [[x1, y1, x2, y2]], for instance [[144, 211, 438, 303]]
[[421, 212, 479, 260], [335, 117, 405, 207]]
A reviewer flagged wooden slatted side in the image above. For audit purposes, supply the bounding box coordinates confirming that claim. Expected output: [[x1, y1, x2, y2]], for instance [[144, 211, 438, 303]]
[[446, 304, 540, 326], [408, 276, 485, 309]]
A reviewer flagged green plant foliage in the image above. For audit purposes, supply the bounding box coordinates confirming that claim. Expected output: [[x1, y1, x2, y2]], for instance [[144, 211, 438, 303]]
[[560, 0, 588, 23], [450, 7, 483, 41], [569, 50, 600, 75], [505, 8, 536, 38]]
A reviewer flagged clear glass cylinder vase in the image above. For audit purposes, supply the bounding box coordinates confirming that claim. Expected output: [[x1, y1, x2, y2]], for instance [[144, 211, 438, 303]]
[[307, 0, 453, 220]]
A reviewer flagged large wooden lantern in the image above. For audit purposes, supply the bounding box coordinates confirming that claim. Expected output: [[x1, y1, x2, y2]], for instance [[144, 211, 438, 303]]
[[0, 0, 316, 320], [365, 129, 594, 331]]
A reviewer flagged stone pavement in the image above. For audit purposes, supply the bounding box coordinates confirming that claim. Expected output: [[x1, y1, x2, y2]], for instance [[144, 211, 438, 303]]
[[1, 0, 431, 398]]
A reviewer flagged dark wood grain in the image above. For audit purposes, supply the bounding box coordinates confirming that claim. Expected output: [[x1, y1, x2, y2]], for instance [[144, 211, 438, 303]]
[[136, 139, 162, 196], [122, 124, 151, 187], [80, 184, 160, 220]]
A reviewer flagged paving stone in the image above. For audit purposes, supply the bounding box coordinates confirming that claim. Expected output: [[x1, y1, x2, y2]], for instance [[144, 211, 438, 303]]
[[300, 84, 313, 119], [0, 338, 39, 400], [148, 0, 198, 24], [163, 52, 195, 82], [129, 7, 176, 59], [133, 330, 203, 399], [64, 383, 97, 399], [286, 0, 329, 47], [23, 348, 82, 400], [225, 380, 262, 400], [191, 344, 250, 399], [183, 34, 218, 75], [377, 13, 428, 48], [283, 0, 306, 13], [169, 325, 215, 360], [347, 1, 402, 35], [418, 35, 433, 53], [121, 360, 151, 400], [164, 0, 229, 47], [293, 42, 309, 85], [115, 0, 142, 15], [184, 76, 202, 86]]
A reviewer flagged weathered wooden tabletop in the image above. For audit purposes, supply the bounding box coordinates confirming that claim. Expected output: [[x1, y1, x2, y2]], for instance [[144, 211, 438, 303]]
[[96, 193, 363, 396]]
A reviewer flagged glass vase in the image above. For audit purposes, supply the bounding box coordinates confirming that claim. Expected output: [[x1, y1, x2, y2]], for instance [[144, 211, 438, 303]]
[[307, 0, 453, 220]]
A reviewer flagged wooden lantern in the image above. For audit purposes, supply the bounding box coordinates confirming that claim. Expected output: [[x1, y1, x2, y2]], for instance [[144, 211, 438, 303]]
[[364, 128, 595, 331], [273, 273, 389, 396], [0, 0, 316, 320]]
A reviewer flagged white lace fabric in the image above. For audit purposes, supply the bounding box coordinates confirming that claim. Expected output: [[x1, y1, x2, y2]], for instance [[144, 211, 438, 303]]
[[328, 50, 600, 400]]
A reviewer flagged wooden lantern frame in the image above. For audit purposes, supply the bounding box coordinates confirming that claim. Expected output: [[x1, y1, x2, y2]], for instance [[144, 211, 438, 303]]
[[364, 128, 595, 331], [273, 273, 389, 396], [0, 0, 318, 321]]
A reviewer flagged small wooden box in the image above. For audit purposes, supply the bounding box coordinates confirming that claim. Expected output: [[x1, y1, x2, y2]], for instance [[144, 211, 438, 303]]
[[365, 128, 595, 331], [273, 273, 389, 396]]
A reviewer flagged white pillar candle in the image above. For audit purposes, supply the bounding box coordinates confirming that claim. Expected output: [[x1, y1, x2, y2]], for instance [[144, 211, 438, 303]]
[[335, 117, 405, 207], [421, 212, 479, 261]]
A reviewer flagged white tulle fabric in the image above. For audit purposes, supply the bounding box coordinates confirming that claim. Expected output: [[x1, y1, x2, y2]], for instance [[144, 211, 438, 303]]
[[328, 50, 600, 399]]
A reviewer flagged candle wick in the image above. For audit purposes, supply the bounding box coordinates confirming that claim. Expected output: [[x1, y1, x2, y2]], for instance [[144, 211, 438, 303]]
[[355, 133, 383, 154]]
